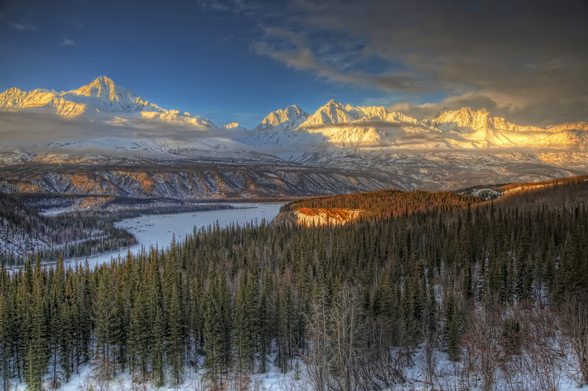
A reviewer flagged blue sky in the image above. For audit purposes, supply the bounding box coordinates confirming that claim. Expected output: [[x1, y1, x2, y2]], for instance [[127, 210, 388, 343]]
[[1, 0, 587, 128]]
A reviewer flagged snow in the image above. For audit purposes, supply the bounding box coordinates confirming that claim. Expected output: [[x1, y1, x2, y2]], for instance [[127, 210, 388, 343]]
[[0, 76, 216, 128], [2, 76, 588, 193], [7, 345, 588, 391], [7, 356, 308, 391], [2, 77, 588, 168], [2, 76, 588, 157], [39, 208, 71, 216], [254, 105, 309, 132], [223, 122, 247, 130], [72, 203, 283, 269]]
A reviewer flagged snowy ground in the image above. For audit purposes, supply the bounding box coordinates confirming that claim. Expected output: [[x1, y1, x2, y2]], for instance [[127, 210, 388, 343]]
[[39, 208, 73, 216], [8, 357, 308, 391], [8, 348, 588, 391], [73, 203, 283, 270]]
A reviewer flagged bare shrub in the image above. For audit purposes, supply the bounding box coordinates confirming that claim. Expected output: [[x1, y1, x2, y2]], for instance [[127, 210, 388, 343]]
[[560, 295, 588, 385], [461, 306, 505, 391]]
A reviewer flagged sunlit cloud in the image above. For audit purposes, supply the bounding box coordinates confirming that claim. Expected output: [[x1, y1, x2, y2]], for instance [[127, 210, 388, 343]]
[[204, 0, 588, 126]]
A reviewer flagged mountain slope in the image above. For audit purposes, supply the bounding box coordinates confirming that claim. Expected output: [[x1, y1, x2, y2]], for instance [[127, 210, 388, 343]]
[[251, 102, 588, 152], [0, 193, 52, 256], [0, 162, 396, 198], [2, 77, 588, 196], [0, 76, 215, 128], [430, 107, 545, 133], [254, 105, 309, 132]]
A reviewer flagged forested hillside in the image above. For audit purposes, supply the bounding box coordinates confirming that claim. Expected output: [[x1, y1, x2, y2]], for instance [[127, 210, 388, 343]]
[[0, 193, 55, 256], [281, 189, 480, 220], [1, 182, 588, 390], [0, 193, 237, 267]]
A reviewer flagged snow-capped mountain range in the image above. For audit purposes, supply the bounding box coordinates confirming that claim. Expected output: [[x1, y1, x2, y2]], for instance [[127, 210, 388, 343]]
[[252, 100, 588, 151], [0, 76, 214, 128], [2, 76, 588, 154], [1, 76, 588, 194]]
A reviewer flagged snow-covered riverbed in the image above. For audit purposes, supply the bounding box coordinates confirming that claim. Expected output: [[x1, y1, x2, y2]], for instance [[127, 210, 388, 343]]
[[73, 203, 283, 269]]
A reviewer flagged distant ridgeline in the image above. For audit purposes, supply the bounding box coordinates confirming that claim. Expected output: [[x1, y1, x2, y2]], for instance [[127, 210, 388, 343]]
[[458, 174, 588, 201]]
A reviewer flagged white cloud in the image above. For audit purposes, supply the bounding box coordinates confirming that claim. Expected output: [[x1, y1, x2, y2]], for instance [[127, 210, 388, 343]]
[[10, 22, 36, 31], [59, 37, 76, 47]]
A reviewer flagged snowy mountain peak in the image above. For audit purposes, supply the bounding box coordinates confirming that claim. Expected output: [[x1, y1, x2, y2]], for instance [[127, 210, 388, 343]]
[[254, 105, 310, 132], [548, 121, 588, 133], [431, 107, 539, 133], [74, 76, 125, 101], [299, 101, 389, 127], [385, 111, 419, 124], [0, 77, 218, 129], [222, 122, 247, 130]]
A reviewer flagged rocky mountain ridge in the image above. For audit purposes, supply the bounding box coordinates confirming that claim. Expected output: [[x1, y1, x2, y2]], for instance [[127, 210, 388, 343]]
[[0, 76, 215, 128], [2, 77, 588, 196]]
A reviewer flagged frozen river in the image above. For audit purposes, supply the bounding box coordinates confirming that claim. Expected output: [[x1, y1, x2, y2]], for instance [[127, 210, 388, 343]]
[[72, 203, 283, 269]]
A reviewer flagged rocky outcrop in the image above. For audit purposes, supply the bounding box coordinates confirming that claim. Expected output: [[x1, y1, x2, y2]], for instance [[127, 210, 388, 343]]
[[272, 208, 362, 227]]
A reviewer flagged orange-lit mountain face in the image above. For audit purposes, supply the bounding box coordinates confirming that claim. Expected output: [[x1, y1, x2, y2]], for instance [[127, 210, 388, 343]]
[[1, 77, 588, 196]]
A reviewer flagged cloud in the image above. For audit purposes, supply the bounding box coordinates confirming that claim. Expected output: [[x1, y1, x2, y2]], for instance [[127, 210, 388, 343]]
[[298, 121, 406, 131], [59, 37, 76, 47], [9, 22, 36, 31], [252, 25, 429, 93], [0, 111, 252, 152], [199, 0, 263, 15], [205, 0, 588, 125], [71, 19, 84, 30]]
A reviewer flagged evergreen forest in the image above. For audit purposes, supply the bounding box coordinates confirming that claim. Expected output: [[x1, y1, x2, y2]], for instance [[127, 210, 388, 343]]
[[1, 180, 588, 390]]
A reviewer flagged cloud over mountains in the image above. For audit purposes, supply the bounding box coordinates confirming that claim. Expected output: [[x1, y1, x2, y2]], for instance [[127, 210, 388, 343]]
[[203, 0, 588, 126]]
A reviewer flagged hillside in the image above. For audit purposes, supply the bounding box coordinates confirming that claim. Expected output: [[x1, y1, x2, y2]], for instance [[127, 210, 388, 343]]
[[275, 189, 480, 226], [274, 174, 588, 227], [0, 191, 139, 264], [0, 193, 54, 256], [0, 192, 253, 266], [0, 162, 393, 198]]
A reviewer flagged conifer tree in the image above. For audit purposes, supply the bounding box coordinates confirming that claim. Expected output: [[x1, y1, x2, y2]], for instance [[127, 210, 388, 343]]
[[152, 305, 166, 387], [94, 271, 116, 381], [203, 274, 224, 385], [0, 294, 10, 391], [26, 253, 49, 390], [167, 283, 184, 385], [234, 272, 254, 373]]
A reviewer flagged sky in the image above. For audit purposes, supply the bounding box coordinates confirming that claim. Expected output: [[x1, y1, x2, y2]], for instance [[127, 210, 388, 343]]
[[0, 0, 587, 129]]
